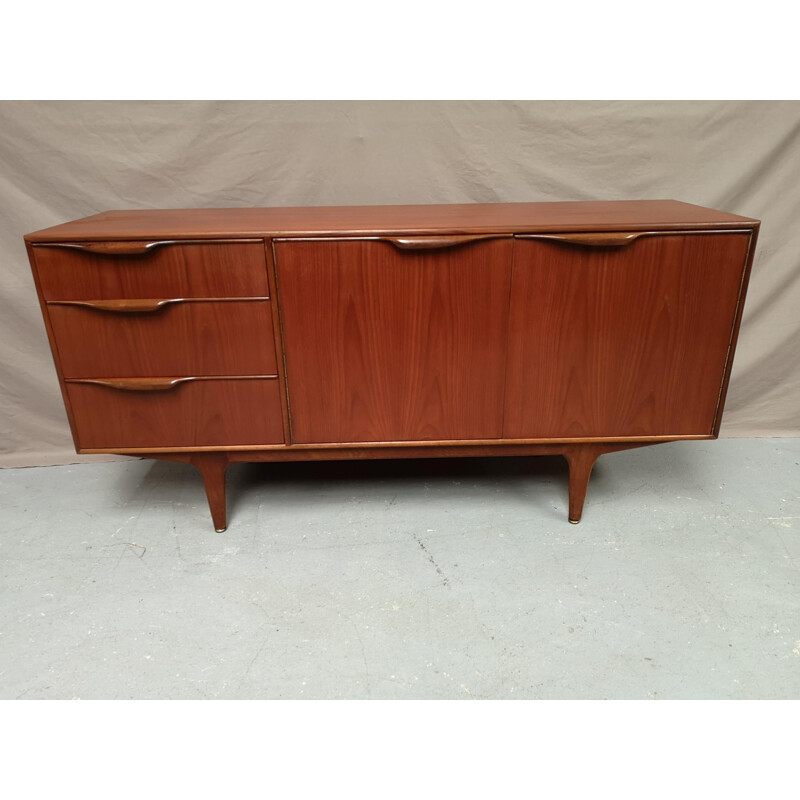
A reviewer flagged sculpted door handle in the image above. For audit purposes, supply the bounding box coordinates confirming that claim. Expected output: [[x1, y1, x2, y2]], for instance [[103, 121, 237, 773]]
[[383, 234, 511, 250], [517, 232, 647, 247], [38, 240, 177, 256]]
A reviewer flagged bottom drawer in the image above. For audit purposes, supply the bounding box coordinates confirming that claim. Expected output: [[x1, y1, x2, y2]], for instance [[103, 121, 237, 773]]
[[66, 377, 284, 449]]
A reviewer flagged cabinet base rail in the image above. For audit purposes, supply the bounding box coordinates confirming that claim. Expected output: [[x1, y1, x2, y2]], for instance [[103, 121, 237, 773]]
[[132, 440, 671, 532]]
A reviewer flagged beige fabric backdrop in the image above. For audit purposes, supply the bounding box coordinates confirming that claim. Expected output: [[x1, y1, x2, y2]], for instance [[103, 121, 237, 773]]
[[1, 100, 798, 467]]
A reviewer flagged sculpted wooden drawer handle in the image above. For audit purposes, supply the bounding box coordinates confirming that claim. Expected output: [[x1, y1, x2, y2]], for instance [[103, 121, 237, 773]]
[[517, 232, 647, 247], [384, 234, 510, 250], [48, 297, 272, 314], [40, 240, 177, 256], [50, 298, 183, 313], [65, 375, 278, 392], [66, 376, 195, 392]]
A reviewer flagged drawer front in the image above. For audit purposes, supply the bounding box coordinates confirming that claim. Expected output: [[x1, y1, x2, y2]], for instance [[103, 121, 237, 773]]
[[66, 377, 284, 449], [49, 300, 277, 378], [34, 240, 270, 300]]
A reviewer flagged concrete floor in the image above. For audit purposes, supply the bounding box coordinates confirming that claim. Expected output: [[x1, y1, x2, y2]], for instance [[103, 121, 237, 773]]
[[1, 438, 798, 700]]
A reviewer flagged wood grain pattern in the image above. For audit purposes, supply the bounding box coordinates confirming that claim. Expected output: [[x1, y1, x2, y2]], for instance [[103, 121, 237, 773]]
[[275, 238, 512, 444], [504, 232, 752, 438], [34, 240, 270, 300], [66, 377, 284, 449], [49, 300, 277, 378], [25, 201, 758, 243]]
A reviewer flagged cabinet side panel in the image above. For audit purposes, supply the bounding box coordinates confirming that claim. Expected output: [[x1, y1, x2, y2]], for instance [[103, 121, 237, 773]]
[[275, 239, 512, 444], [504, 233, 751, 438], [25, 241, 84, 451], [712, 227, 759, 435]]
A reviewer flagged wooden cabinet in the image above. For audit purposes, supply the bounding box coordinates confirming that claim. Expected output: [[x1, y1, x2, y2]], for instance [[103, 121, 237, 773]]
[[25, 201, 759, 531]]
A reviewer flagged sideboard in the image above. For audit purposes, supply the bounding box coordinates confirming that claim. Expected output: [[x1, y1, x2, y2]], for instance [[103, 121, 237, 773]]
[[24, 200, 759, 531]]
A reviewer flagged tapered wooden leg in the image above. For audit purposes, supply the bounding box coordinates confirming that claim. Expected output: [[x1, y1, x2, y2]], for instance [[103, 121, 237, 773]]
[[191, 453, 230, 532], [564, 445, 604, 524]]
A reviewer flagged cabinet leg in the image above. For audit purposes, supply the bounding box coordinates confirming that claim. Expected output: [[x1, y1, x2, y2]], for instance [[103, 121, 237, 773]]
[[191, 453, 230, 532], [564, 445, 603, 524]]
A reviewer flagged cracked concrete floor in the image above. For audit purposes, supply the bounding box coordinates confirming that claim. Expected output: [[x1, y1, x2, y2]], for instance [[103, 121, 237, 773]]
[[1, 438, 798, 699]]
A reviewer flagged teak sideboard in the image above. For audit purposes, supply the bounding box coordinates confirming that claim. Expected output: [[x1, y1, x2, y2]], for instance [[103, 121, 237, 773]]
[[24, 200, 760, 531]]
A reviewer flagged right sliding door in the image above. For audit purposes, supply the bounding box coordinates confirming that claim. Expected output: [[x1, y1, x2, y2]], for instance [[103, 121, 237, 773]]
[[504, 232, 752, 439]]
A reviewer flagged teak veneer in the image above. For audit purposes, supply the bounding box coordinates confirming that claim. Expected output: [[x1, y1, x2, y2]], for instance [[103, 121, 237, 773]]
[[25, 200, 760, 531]]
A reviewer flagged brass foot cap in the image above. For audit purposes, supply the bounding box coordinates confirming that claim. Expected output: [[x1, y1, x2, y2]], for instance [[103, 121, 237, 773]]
[[568, 519, 580, 524], [215, 527, 227, 533]]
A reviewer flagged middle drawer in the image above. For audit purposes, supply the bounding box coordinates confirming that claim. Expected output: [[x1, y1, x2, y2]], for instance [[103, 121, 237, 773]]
[[48, 299, 278, 378]]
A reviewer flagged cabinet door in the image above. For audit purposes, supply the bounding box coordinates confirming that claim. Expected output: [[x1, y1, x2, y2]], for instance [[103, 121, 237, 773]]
[[275, 238, 512, 444], [504, 232, 752, 438]]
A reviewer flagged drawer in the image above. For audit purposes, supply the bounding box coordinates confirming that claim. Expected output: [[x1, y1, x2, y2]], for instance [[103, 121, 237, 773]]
[[34, 240, 270, 300], [49, 299, 278, 378], [65, 377, 284, 449]]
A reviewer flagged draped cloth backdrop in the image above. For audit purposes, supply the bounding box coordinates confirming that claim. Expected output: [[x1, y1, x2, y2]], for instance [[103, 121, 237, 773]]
[[1, 100, 798, 467]]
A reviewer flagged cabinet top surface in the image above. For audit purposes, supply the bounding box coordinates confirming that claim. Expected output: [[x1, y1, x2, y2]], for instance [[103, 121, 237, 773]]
[[25, 200, 759, 242]]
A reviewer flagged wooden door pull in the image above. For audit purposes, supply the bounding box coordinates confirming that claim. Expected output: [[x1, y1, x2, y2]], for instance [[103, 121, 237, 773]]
[[384, 234, 508, 250], [517, 232, 646, 247]]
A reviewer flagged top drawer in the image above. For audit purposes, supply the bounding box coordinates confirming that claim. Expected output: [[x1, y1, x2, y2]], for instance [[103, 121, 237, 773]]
[[33, 240, 270, 300]]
